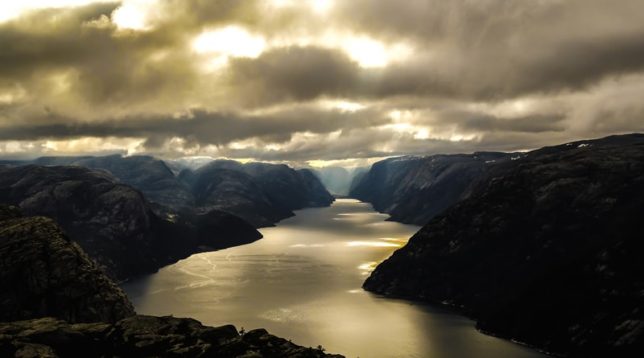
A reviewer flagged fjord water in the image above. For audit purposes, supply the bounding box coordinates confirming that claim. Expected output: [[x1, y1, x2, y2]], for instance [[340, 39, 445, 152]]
[[123, 199, 544, 358]]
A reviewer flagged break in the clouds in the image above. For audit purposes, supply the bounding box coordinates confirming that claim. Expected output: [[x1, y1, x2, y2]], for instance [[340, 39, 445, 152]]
[[1, 0, 643, 165]]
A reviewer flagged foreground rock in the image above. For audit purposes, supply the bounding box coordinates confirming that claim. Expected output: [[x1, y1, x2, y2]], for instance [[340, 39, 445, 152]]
[[0, 209, 342, 358], [0, 207, 135, 323], [350, 152, 510, 225], [0, 316, 342, 358], [0, 166, 261, 280], [364, 134, 644, 357]]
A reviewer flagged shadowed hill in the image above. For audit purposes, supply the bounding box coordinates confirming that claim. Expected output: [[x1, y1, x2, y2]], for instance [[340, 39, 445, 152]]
[[350, 152, 510, 225], [364, 134, 644, 357], [0, 165, 261, 280]]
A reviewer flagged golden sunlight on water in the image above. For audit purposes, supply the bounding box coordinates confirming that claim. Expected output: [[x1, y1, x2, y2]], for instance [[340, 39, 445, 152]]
[[123, 199, 545, 358]]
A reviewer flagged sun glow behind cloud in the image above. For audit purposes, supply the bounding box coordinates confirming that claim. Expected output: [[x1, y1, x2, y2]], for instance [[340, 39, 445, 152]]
[[111, 0, 157, 31], [192, 25, 268, 71], [2, 0, 644, 163], [193, 26, 266, 58]]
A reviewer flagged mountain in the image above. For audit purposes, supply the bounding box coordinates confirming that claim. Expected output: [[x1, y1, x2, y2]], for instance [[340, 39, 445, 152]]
[[310, 166, 369, 196], [350, 152, 510, 225], [9, 155, 334, 228], [298, 168, 337, 205], [0, 165, 261, 280], [33, 155, 195, 211], [0, 208, 343, 357], [0, 205, 135, 323], [179, 166, 291, 227], [180, 160, 334, 227], [240, 163, 334, 210], [363, 134, 644, 357]]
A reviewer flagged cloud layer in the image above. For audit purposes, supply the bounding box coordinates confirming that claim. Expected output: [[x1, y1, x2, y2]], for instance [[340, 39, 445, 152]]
[[1, 0, 643, 164]]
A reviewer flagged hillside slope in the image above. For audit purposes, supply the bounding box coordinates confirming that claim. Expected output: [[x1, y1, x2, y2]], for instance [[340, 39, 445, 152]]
[[364, 134, 644, 357]]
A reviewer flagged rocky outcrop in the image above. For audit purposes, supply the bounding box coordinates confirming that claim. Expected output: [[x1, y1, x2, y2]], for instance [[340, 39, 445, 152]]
[[0, 316, 342, 358], [350, 152, 510, 225], [0, 207, 135, 323], [363, 134, 644, 357], [0, 165, 261, 280]]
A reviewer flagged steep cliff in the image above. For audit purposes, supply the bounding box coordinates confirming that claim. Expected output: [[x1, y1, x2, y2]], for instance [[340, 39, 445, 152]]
[[350, 152, 509, 225], [364, 134, 644, 357], [0, 206, 135, 323]]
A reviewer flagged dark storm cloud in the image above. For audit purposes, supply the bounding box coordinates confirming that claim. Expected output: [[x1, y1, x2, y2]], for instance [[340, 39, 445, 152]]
[[332, 0, 644, 99], [0, 3, 201, 113], [227, 46, 360, 106], [0, 107, 389, 146], [0, 0, 644, 161], [430, 112, 567, 134]]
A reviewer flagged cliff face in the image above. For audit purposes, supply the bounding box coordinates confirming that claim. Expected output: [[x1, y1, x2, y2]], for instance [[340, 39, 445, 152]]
[[0, 207, 135, 323], [350, 152, 509, 225], [363, 134, 644, 357], [0, 165, 261, 280], [296, 169, 336, 206]]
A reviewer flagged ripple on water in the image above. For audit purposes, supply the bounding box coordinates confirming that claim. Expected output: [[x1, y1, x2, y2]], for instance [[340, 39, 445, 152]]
[[123, 199, 547, 358]]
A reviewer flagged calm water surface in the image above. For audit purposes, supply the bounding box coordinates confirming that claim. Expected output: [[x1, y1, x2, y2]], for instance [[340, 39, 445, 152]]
[[123, 199, 545, 358]]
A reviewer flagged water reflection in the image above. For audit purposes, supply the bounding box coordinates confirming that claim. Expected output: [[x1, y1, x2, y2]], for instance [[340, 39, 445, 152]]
[[123, 199, 545, 358]]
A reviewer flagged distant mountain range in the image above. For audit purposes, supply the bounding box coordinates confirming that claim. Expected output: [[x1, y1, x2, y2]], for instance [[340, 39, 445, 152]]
[[362, 133, 644, 357], [0, 155, 333, 280]]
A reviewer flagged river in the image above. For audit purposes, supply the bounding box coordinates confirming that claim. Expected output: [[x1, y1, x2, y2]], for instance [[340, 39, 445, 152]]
[[123, 199, 545, 358]]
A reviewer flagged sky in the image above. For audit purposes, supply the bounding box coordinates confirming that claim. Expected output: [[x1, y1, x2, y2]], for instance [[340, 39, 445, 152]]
[[1, 0, 643, 167]]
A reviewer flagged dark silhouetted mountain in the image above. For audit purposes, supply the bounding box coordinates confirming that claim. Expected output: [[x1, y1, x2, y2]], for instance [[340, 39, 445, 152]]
[[0, 316, 342, 358], [180, 160, 334, 227], [298, 168, 336, 205], [0, 165, 261, 280], [0, 206, 135, 323], [242, 163, 333, 209], [12, 155, 333, 228], [180, 166, 290, 227], [350, 152, 510, 225], [0, 211, 342, 357], [364, 134, 644, 357], [348, 167, 368, 193]]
